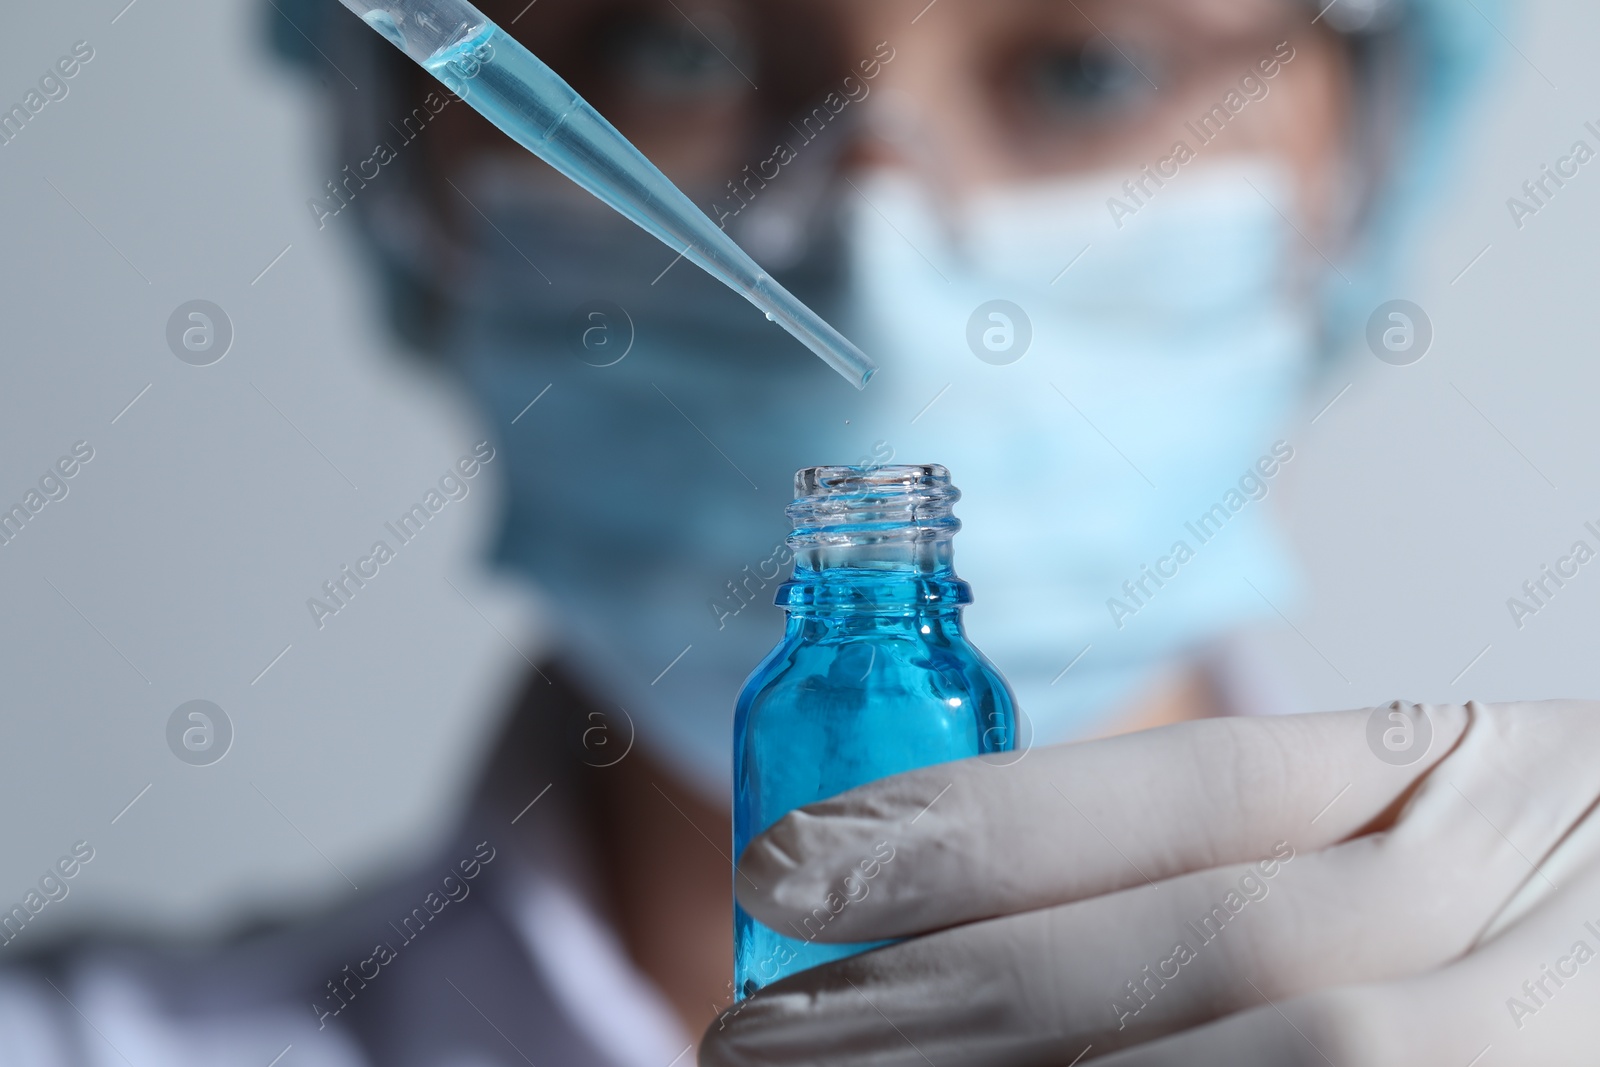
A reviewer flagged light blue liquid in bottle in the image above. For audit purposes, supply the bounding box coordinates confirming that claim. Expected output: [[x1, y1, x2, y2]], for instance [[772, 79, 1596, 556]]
[[733, 465, 1017, 998]]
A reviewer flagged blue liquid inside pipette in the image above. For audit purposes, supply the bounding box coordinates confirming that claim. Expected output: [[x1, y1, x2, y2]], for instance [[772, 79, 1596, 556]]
[[412, 21, 875, 388]]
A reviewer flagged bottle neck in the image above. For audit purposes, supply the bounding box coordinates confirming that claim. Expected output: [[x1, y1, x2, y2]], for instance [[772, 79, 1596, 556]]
[[778, 463, 969, 617], [777, 541, 972, 617]]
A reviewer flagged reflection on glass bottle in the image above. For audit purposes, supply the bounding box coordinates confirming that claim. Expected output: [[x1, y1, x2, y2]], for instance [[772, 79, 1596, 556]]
[[733, 464, 1018, 998]]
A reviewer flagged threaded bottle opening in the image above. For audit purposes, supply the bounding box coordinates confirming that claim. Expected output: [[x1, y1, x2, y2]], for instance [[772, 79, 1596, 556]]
[[786, 464, 961, 550]]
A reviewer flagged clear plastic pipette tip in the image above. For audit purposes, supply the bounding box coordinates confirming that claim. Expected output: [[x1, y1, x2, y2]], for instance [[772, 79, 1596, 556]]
[[338, 0, 877, 389]]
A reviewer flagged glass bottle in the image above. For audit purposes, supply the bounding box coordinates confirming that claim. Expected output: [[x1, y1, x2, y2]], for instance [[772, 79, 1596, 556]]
[[732, 464, 1017, 998]]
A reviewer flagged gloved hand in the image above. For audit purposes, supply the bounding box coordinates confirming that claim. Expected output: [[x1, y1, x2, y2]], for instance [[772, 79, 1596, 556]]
[[701, 701, 1600, 1066]]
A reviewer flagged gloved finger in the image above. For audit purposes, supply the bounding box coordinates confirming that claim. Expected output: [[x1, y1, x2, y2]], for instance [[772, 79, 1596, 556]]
[[707, 853, 1314, 1067], [1077, 984, 1454, 1067], [1478, 753, 1600, 943], [704, 703, 1600, 1067], [738, 704, 1469, 941], [1096, 819, 1600, 1067], [706, 841, 1478, 1067]]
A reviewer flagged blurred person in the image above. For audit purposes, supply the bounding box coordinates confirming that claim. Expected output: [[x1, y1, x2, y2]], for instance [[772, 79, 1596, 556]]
[[9, 1, 1584, 1065]]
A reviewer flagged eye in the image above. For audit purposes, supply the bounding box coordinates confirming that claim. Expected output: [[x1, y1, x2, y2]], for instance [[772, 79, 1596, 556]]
[[1026, 37, 1154, 119], [596, 13, 750, 96]]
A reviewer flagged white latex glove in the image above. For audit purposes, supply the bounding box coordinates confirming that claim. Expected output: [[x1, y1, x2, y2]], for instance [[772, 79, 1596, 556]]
[[701, 701, 1600, 1066]]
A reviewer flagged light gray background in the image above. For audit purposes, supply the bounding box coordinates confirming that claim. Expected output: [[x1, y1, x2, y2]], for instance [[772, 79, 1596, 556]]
[[1, 0, 1596, 940]]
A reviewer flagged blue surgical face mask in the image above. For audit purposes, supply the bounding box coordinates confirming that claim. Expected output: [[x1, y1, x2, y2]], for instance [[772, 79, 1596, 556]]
[[452, 158, 1313, 802], [840, 162, 1313, 752]]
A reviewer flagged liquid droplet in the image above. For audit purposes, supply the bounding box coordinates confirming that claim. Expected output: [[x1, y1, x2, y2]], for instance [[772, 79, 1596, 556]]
[[765, 312, 775, 322]]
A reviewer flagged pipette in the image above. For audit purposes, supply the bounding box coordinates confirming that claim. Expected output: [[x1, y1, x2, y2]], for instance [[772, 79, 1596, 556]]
[[335, 0, 877, 389]]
